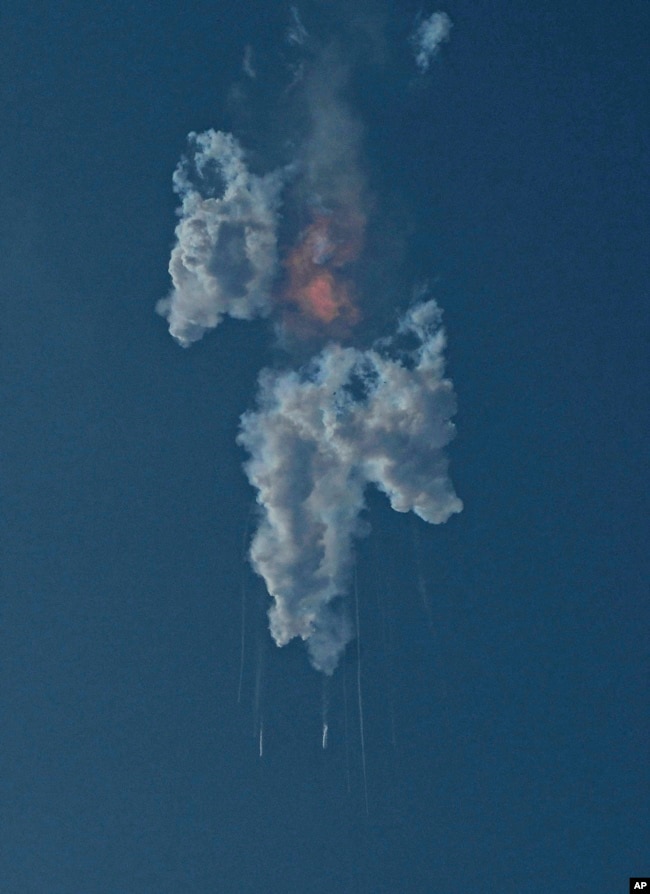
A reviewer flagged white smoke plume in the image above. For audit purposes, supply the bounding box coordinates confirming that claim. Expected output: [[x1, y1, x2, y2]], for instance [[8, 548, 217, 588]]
[[157, 130, 286, 347], [410, 12, 453, 73], [238, 300, 462, 674]]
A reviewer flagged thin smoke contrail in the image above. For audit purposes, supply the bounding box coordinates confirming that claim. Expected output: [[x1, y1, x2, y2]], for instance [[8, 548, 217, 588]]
[[354, 560, 369, 816], [342, 661, 352, 793], [253, 638, 265, 741], [237, 509, 253, 705], [322, 675, 330, 749]]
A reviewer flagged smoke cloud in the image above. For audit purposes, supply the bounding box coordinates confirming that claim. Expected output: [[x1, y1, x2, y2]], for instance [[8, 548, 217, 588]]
[[158, 9, 463, 673], [157, 130, 286, 347], [410, 12, 453, 73], [238, 300, 462, 673]]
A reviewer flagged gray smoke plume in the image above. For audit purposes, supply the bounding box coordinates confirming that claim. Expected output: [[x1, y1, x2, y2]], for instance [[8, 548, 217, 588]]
[[238, 300, 462, 674], [299, 46, 365, 210], [157, 130, 286, 347]]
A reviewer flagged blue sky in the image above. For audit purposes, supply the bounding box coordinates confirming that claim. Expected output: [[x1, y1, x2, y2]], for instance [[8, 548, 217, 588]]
[[3, 2, 648, 892]]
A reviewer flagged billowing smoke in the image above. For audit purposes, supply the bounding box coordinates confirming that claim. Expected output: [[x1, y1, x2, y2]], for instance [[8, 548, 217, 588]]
[[410, 12, 453, 73], [158, 10, 463, 673], [157, 130, 286, 347], [238, 300, 462, 674]]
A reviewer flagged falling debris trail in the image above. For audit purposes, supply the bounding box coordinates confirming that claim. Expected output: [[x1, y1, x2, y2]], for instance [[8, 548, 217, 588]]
[[259, 719, 264, 758], [237, 577, 246, 704], [354, 561, 369, 816], [253, 637, 265, 740], [411, 516, 434, 631], [375, 556, 398, 753], [237, 510, 253, 705], [342, 664, 352, 793], [386, 635, 398, 752], [322, 675, 330, 749]]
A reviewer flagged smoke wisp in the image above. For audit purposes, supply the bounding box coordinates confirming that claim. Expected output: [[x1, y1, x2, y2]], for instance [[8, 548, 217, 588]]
[[410, 12, 453, 73]]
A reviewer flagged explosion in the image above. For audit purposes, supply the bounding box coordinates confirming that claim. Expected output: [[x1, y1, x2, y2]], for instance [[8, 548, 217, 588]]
[[281, 208, 365, 339], [158, 16, 462, 676]]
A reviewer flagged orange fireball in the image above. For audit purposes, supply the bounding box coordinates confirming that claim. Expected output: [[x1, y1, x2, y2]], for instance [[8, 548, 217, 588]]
[[280, 209, 365, 338]]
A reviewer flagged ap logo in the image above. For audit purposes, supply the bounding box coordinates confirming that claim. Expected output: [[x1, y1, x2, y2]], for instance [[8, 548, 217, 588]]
[[630, 880, 650, 892]]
